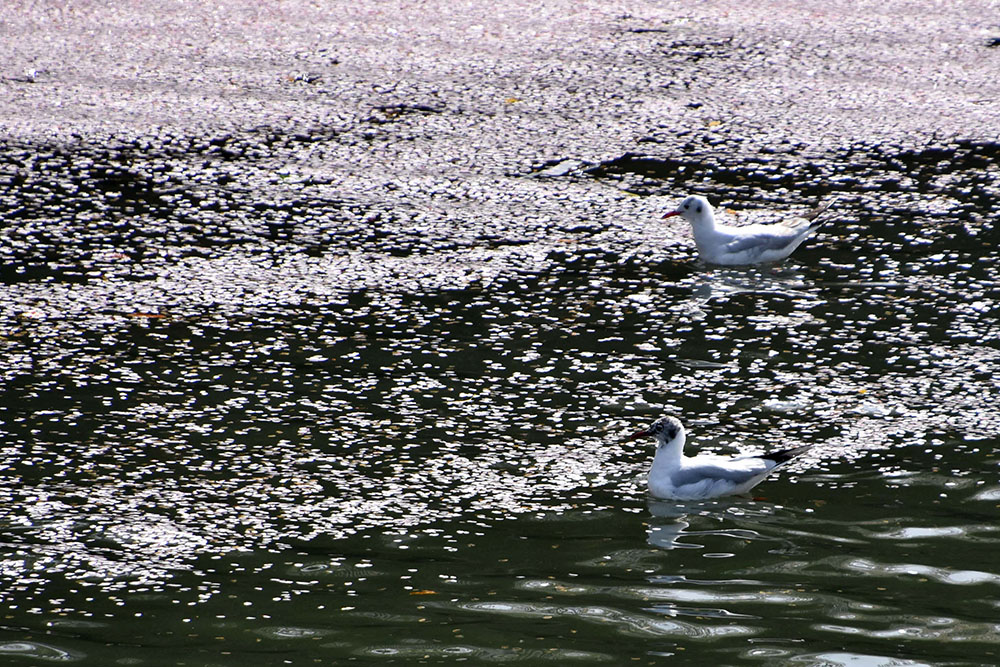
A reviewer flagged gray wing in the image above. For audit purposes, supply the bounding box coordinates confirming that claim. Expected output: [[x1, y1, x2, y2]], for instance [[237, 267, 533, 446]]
[[724, 230, 802, 257], [671, 459, 769, 487]]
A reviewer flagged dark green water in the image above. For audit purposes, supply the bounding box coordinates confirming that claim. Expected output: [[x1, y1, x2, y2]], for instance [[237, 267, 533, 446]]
[[3, 148, 1000, 665]]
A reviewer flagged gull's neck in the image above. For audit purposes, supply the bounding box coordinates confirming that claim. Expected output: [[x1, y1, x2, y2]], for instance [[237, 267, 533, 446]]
[[651, 433, 686, 472], [688, 208, 718, 235], [687, 207, 728, 259]]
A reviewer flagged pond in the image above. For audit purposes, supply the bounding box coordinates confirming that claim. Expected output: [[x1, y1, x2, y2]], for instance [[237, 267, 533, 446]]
[[1, 137, 999, 665]]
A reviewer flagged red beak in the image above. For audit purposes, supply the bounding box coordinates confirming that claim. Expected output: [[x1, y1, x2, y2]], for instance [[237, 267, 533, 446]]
[[627, 428, 650, 441], [662, 211, 681, 219]]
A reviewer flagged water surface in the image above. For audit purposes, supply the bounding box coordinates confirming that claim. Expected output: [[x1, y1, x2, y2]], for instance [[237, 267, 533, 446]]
[[2, 138, 1000, 665]]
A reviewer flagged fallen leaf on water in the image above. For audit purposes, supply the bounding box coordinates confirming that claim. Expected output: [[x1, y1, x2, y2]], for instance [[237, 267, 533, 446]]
[[409, 590, 438, 596]]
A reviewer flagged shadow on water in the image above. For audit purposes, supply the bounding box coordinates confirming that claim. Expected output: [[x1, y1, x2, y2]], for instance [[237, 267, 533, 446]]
[[1, 130, 999, 663], [581, 139, 1000, 215]]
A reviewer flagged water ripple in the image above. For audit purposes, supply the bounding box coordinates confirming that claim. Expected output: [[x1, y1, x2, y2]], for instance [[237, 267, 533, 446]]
[[0, 642, 82, 662], [455, 600, 756, 639]]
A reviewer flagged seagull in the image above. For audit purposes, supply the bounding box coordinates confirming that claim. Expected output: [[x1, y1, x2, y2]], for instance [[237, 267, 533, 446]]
[[662, 195, 839, 265], [630, 416, 812, 500]]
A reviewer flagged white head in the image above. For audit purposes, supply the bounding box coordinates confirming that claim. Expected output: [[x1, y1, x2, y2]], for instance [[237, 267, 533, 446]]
[[629, 415, 686, 450], [662, 195, 715, 229]]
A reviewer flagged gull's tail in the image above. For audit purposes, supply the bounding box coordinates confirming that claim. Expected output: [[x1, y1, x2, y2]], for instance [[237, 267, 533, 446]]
[[760, 444, 812, 467], [804, 195, 841, 230]]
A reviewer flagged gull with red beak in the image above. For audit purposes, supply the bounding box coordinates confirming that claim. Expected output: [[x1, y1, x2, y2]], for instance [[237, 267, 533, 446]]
[[662, 195, 839, 265], [630, 416, 812, 500]]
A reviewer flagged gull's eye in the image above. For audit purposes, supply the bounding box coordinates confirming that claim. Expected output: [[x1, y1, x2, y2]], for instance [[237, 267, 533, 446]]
[[683, 203, 690, 210]]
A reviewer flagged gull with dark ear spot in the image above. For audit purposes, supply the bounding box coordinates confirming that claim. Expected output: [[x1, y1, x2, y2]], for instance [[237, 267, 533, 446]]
[[662, 195, 839, 265], [629, 416, 813, 500]]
